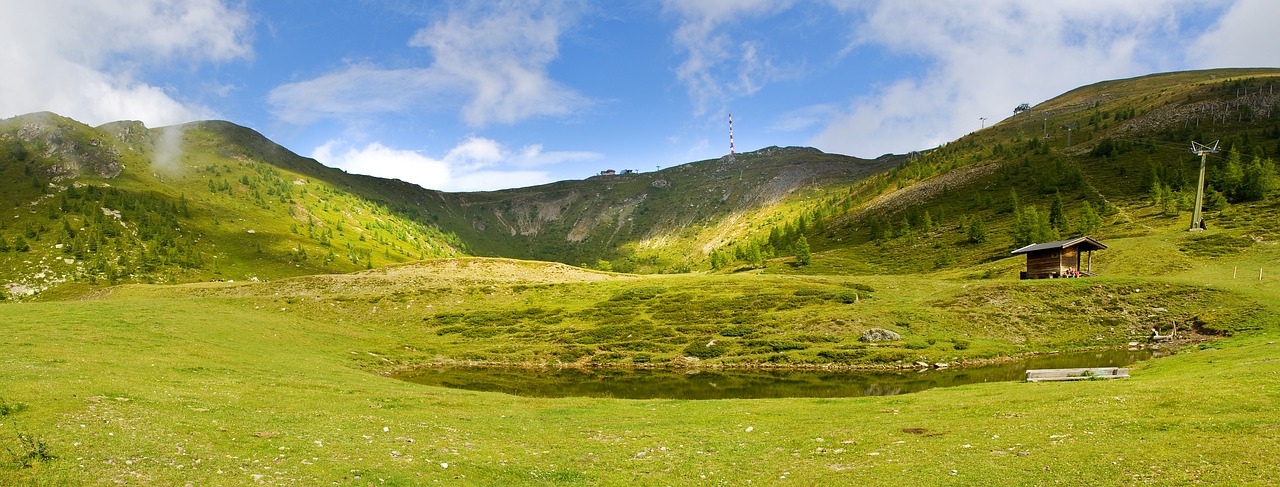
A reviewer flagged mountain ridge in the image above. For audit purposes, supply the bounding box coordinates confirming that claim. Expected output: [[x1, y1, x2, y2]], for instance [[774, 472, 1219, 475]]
[[3, 67, 1280, 298]]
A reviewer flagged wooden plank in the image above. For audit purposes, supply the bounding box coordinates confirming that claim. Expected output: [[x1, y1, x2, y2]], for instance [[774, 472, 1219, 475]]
[[1025, 367, 1129, 382]]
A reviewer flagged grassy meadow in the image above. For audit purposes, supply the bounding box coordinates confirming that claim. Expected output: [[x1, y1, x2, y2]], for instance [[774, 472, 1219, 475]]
[[2, 223, 1279, 485]]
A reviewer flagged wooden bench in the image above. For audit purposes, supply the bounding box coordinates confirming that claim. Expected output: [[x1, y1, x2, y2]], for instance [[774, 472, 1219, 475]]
[[1026, 367, 1129, 382]]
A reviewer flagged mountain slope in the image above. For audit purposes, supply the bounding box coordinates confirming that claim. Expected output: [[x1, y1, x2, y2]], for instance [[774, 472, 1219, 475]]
[[2, 68, 1278, 298], [715, 68, 1280, 276], [0, 113, 467, 298], [0, 111, 895, 297]]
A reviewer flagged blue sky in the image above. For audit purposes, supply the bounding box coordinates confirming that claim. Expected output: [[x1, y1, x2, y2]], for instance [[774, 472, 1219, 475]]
[[3, 1, 1278, 192]]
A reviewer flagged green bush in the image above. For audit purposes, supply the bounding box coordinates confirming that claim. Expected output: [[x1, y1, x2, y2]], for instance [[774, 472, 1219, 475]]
[[833, 291, 860, 304], [555, 347, 588, 363], [719, 324, 755, 337], [793, 289, 827, 297], [588, 352, 626, 364], [683, 340, 729, 359], [844, 283, 875, 294]]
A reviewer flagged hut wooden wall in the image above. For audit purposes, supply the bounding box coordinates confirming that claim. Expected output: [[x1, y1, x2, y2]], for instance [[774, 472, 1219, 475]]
[[1026, 249, 1062, 278]]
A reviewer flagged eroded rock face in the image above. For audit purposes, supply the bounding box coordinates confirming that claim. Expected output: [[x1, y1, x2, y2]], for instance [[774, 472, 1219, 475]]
[[9, 114, 124, 179], [859, 328, 901, 342]]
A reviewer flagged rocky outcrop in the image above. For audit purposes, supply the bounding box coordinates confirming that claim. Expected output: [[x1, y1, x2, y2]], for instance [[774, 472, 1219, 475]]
[[859, 328, 902, 342]]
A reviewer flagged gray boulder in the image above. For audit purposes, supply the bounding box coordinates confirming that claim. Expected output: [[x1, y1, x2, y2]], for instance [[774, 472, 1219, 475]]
[[860, 328, 901, 342]]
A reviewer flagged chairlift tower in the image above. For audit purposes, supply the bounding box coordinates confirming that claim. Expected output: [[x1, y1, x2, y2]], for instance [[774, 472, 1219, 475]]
[[1189, 140, 1219, 231]]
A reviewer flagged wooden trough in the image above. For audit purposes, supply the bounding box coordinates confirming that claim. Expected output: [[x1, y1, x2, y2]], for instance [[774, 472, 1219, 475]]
[[1025, 367, 1130, 382]]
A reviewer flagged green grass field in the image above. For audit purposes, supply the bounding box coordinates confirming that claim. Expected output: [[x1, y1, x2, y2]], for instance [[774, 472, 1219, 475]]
[[2, 226, 1278, 485]]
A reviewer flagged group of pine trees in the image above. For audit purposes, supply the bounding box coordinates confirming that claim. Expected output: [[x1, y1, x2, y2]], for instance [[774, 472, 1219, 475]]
[[709, 212, 818, 270], [1008, 190, 1103, 248], [0, 184, 206, 283]]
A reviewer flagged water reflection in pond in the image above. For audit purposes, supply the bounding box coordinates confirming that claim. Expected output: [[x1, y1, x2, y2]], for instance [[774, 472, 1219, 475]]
[[393, 348, 1164, 400]]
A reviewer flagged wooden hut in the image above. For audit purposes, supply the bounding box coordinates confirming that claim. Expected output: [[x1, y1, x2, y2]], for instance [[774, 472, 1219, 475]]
[[1011, 236, 1106, 279]]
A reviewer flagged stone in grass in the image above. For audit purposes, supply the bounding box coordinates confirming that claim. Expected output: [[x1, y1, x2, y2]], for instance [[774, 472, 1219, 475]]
[[859, 328, 901, 342]]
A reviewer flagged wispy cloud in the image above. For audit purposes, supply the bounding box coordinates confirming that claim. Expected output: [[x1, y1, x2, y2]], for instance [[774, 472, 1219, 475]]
[[811, 0, 1225, 157], [312, 137, 601, 192], [770, 104, 838, 133], [269, 0, 590, 128], [0, 0, 252, 126], [663, 0, 795, 117]]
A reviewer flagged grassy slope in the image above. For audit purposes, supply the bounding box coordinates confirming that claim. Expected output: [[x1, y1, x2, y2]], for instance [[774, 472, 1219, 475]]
[[0, 115, 465, 295], [0, 262, 1277, 484], [749, 68, 1280, 277]]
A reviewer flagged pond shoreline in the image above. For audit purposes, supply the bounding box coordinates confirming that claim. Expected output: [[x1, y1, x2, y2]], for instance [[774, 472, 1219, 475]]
[[381, 341, 1187, 377]]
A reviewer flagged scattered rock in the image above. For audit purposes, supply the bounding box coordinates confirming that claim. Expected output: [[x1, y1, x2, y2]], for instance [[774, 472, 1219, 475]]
[[860, 328, 901, 342]]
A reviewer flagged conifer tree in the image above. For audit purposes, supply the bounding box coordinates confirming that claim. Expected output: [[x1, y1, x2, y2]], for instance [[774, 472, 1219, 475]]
[[966, 215, 987, 243], [1078, 201, 1102, 236], [795, 236, 811, 265], [1049, 191, 1068, 230], [1239, 156, 1277, 201], [746, 243, 764, 267]]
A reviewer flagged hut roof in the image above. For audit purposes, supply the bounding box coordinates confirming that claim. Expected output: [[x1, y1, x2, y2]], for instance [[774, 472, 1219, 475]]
[[1010, 236, 1107, 255]]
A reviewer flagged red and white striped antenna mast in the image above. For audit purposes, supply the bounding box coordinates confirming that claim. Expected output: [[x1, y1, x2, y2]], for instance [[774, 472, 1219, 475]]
[[728, 113, 735, 155]]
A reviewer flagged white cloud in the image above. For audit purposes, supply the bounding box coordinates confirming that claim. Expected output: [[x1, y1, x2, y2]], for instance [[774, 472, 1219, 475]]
[[1188, 0, 1280, 68], [0, 0, 252, 126], [663, 0, 795, 117], [770, 104, 838, 133], [313, 141, 453, 189], [269, 1, 589, 128], [312, 137, 601, 192], [811, 0, 1214, 157], [267, 65, 451, 125]]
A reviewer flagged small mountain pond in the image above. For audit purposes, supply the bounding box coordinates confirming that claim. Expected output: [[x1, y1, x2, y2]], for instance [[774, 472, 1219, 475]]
[[393, 348, 1166, 400]]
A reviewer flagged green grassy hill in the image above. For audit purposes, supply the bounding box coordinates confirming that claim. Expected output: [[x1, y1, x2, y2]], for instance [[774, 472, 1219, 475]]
[[0, 114, 896, 297], [2, 68, 1278, 297], [0, 114, 468, 298], [697, 68, 1280, 277]]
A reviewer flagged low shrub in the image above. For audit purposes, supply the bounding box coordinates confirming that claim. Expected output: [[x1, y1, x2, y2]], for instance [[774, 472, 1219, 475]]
[[904, 340, 930, 350], [683, 340, 729, 359]]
